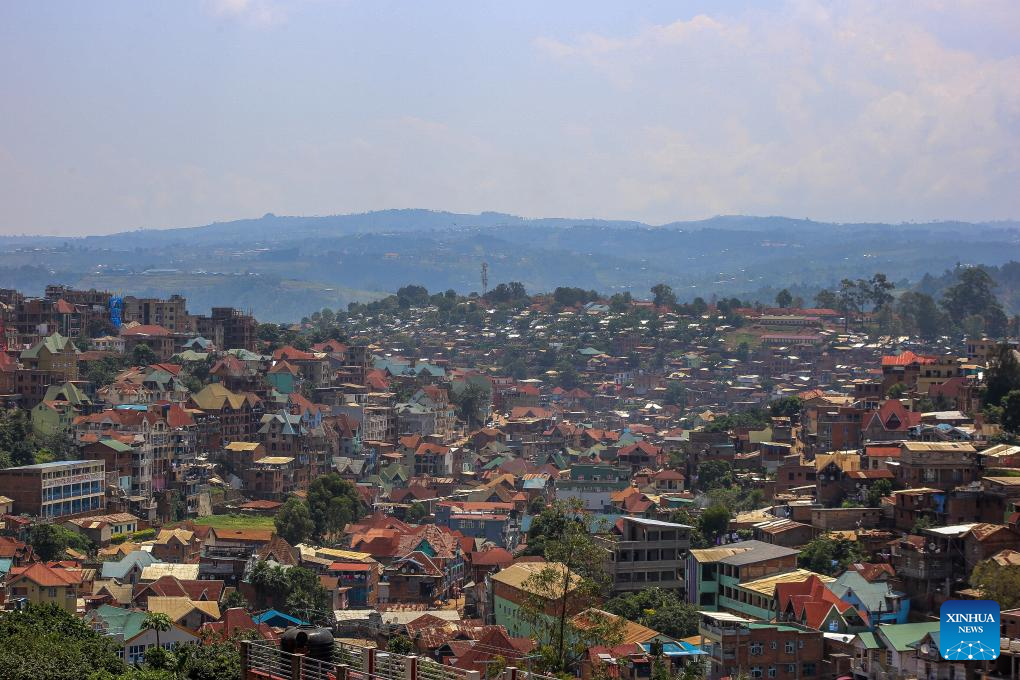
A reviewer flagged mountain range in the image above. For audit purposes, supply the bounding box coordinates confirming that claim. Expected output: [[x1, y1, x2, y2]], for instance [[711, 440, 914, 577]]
[[1, 210, 1018, 322]]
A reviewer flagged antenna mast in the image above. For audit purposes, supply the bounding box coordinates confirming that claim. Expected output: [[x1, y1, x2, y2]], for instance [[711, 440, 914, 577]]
[[481, 262, 489, 296]]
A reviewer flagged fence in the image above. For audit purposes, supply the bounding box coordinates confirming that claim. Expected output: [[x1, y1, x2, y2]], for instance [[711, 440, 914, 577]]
[[243, 640, 560, 680]]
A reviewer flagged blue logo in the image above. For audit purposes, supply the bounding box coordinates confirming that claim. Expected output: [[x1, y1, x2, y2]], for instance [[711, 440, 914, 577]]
[[939, 600, 1000, 661]]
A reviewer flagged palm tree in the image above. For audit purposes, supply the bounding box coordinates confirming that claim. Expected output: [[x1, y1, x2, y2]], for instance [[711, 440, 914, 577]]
[[142, 611, 173, 651]]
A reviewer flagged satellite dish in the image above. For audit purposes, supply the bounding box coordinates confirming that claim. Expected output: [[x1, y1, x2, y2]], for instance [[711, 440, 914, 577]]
[[929, 543, 937, 552], [921, 644, 930, 655]]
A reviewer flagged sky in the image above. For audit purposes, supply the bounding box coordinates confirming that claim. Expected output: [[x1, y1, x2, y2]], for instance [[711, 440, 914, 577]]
[[1, 0, 1018, 235]]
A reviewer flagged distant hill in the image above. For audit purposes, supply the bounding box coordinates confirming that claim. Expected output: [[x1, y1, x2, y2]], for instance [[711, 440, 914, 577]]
[[0, 210, 1017, 321]]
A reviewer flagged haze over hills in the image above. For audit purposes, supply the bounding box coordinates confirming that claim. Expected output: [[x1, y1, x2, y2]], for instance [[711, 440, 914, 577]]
[[1, 210, 1018, 322]]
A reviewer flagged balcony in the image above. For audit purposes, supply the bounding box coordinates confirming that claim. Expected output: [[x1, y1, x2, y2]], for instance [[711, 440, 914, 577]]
[[243, 639, 549, 680]]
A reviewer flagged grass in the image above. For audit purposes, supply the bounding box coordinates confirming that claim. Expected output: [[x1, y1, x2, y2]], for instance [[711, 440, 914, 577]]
[[723, 329, 761, 350], [193, 513, 276, 530]]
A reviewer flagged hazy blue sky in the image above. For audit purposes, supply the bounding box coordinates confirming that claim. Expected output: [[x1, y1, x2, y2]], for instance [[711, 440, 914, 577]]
[[1, 1, 1018, 234]]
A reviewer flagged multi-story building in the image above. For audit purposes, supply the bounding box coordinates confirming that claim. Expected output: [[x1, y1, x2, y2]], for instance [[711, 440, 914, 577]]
[[194, 307, 257, 351], [122, 295, 190, 333], [75, 406, 171, 494], [242, 455, 298, 500], [0, 459, 105, 519], [698, 612, 826, 680], [686, 540, 799, 612], [189, 384, 262, 446], [20, 332, 79, 380], [554, 464, 630, 512], [599, 516, 691, 594], [491, 561, 583, 639], [895, 441, 979, 491]]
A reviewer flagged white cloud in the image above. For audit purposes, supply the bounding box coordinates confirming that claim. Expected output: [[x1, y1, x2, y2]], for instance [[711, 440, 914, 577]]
[[530, 0, 1020, 222], [203, 0, 285, 27]]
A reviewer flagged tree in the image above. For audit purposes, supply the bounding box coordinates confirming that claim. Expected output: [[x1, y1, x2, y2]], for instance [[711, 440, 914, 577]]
[[887, 382, 907, 399], [696, 460, 733, 491], [168, 638, 244, 680], [798, 535, 864, 576], [452, 382, 491, 429], [734, 341, 750, 363], [986, 344, 1020, 408], [130, 343, 158, 367], [651, 284, 677, 309], [867, 273, 895, 310], [769, 396, 802, 418], [604, 587, 700, 639], [387, 635, 414, 655], [775, 289, 793, 308], [942, 267, 996, 318], [0, 603, 127, 680], [663, 382, 686, 407], [248, 561, 331, 624], [971, 558, 1020, 610], [866, 479, 893, 508], [274, 497, 314, 546], [1001, 390, 1020, 436], [221, 589, 249, 611], [285, 566, 332, 621], [523, 501, 587, 558], [699, 505, 731, 543], [142, 612, 172, 650], [0, 408, 36, 467], [814, 289, 837, 309], [519, 500, 623, 672], [405, 502, 429, 524], [554, 359, 579, 390], [81, 355, 128, 389], [306, 473, 363, 541], [27, 524, 93, 561], [896, 291, 946, 341]]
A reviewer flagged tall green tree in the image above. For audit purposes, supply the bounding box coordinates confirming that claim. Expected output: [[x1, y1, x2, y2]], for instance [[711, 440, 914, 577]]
[[274, 497, 314, 546], [130, 343, 158, 367], [0, 408, 37, 467], [452, 382, 491, 429], [986, 344, 1020, 408], [942, 267, 1007, 336], [520, 504, 623, 673], [306, 473, 363, 541], [1001, 390, 1020, 436], [142, 612, 172, 649], [775, 289, 793, 308], [651, 284, 677, 309]]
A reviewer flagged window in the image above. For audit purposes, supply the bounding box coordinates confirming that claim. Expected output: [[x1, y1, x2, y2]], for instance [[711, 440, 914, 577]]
[[48, 588, 57, 597], [785, 641, 795, 654], [786, 665, 796, 674], [750, 643, 763, 656], [767, 667, 777, 678], [770, 641, 777, 650], [750, 668, 763, 679], [802, 663, 816, 677]]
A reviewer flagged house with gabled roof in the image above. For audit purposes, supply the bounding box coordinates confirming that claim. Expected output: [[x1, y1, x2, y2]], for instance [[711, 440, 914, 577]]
[[828, 566, 909, 628], [6, 561, 85, 612], [88, 604, 200, 665]]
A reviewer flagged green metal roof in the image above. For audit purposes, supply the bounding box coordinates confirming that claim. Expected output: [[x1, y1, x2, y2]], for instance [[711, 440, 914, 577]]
[[877, 622, 939, 652], [856, 632, 881, 650], [98, 439, 133, 453], [21, 333, 76, 359]]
